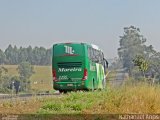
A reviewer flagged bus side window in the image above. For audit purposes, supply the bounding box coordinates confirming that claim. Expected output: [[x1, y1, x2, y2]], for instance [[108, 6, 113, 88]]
[[88, 47, 104, 64], [94, 49, 99, 63], [88, 47, 94, 62], [90, 47, 93, 62], [96, 51, 103, 64], [92, 48, 95, 62]]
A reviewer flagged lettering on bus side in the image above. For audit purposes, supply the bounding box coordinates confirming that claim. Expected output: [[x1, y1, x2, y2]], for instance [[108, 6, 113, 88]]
[[58, 68, 82, 72], [64, 45, 75, 54]]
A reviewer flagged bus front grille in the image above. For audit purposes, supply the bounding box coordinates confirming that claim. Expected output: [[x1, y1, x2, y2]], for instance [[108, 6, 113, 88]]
[[57, 62, 82, 68]]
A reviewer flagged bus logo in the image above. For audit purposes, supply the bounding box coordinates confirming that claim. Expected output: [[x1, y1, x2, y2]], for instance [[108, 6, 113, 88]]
[[64, 45, 74, 54]]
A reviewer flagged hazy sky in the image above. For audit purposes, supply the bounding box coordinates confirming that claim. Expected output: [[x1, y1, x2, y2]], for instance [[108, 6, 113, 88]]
[[0, 0, 160, 58]]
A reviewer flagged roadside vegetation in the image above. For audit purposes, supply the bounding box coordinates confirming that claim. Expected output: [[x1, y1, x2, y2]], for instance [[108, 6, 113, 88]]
[[0, 65, 52, 93], [38, 82, 160, 115], [117, 26, 160, 83], [1, 81, 160, 115]]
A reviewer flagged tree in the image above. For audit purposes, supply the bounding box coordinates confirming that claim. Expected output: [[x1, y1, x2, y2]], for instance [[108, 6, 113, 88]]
[[26, 46, 33, 64], [0, 49, 6, 64], [18, 61, 34, 79], [32, 47, 41, 65], [45, 49, 52, 65], [3, 45, 51, 65], [18, 47, 28, 63], [12, 45, 19, 64], [118, 26, 147, 74], [0, 66, 10, 93], [17, 61, 34, 91], [147, 52, 160, 81], [39, 47, 47, 65], [4, 44, 13, 64], [133, 55, 149, 78]]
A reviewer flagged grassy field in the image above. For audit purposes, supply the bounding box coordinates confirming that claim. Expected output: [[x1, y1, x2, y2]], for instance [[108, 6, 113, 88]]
[[1, 66, 160, 119], [1, 65, 53, 92], [38, 83, 160, 114], [1, 82, 160, 116]]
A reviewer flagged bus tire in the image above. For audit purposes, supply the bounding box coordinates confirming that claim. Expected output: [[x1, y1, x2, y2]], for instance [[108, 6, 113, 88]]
[[92, 79, 94, 91], [59, 90, 67, 94]]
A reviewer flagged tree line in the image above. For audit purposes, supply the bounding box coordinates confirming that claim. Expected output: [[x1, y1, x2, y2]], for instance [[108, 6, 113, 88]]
[[0, 45, 51, 65]]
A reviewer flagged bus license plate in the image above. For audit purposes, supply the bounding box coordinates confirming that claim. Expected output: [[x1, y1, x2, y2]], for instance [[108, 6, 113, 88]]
[[67, 84, 73, 86]]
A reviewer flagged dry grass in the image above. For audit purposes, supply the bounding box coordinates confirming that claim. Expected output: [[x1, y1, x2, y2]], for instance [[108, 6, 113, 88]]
[[31, 66, 52, 91], [0, 97, 43, 114], [2, 65, 19, 75], [1, 66, 160, 114], [0, 82, 160, 115], [84, 83, 160, 114]]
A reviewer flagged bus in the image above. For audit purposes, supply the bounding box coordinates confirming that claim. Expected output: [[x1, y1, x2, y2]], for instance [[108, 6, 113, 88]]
[[52, 43, 108, 93]]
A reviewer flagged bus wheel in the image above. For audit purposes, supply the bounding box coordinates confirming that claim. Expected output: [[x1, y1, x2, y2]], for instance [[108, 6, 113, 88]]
[[59, 90, 67, 94], [92, 79, 94, 91], [59, 90, 63, 94], [64, 91, 67, 94]]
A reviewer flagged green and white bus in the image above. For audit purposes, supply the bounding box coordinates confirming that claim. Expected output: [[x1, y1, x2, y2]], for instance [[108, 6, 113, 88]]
[[52, 43, 108, 93]]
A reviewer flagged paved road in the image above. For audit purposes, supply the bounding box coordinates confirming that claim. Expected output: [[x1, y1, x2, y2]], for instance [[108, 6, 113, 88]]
[[109, 69, 129, 87], [0, 92, 61, 101]]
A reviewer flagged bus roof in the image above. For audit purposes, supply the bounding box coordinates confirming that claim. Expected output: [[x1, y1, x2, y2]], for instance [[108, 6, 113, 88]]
[[53, 42, 103, 52]]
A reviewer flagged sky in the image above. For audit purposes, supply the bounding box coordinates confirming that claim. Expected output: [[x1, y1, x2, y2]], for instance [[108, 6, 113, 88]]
[[0, 0, 160, 58]]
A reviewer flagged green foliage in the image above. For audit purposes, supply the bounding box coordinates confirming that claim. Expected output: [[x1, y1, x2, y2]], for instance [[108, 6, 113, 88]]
[[11, 76, 20, 82], [17, 62, 34, 92], [147, 52, 160, 82], [118, 26, 146, 73], [0, 66, 8, 76], [0, 49, 6, 64], [0, 66, 11, 93], [38, 91, 98, 114], [117, 26, 160, 81], [18, 62, 34, 80], [1, 45, 51, 65], [133, 55, 149, 72], [42, 103, 62, 111], [38, 83, 160, 115]]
